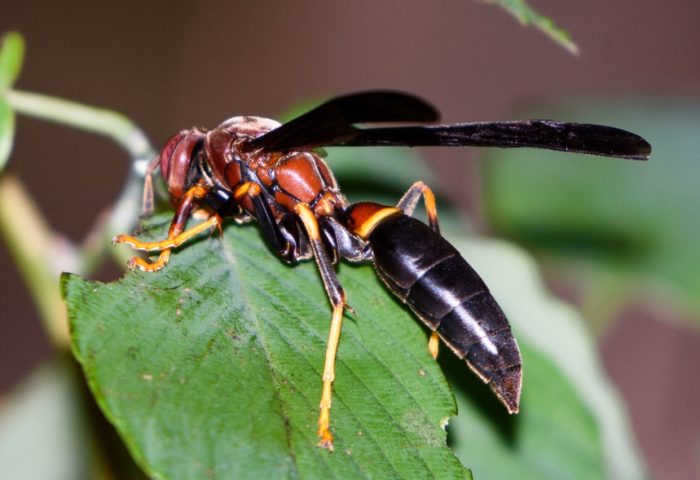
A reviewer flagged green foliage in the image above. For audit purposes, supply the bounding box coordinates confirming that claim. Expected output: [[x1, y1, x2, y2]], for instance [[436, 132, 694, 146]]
[[0, 100, 14, 172], [484, 0, 578, 54], [0, 13, 650, 477], [485, 102, 700, 326], [0, 31, 24, 170], [62, 216, 647, 479], [0, 31, 24, 90], [64, 214, 469, 479], [62, 143, 646, 478]]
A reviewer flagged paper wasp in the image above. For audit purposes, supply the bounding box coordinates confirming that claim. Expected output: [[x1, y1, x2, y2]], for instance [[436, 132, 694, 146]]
[[113, 91, 650, 450]]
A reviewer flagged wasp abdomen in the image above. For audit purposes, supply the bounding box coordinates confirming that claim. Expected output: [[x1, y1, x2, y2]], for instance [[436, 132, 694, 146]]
[[369, 214, 522, 413]]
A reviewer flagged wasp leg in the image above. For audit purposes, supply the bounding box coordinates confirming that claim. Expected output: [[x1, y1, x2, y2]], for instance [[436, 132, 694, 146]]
[[396, 180, 440, 234], [141, 155, 161, 216], [113, 185, 215, 271], [295, 203, 347, 451], [233, 182, 294, 258], [397, 181, 442, 357], [428, 332, 440, 359]]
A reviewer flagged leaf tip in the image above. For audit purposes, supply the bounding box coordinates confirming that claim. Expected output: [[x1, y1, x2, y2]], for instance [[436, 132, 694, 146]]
[[485, 0, 579, 56], [0, 31, 26, 89], [59, 271, 76, 299]]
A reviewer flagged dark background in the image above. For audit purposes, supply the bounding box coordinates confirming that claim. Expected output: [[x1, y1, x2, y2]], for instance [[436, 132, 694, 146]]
[[2, 1, 699, 478]]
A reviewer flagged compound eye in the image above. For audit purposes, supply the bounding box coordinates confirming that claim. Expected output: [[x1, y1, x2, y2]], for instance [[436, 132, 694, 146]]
[[160, 129, 205, 199], [159, 131, 188, 180]]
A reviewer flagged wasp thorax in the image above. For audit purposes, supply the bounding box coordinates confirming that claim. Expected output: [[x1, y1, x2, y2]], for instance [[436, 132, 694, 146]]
[[217, 116, 281, 138]]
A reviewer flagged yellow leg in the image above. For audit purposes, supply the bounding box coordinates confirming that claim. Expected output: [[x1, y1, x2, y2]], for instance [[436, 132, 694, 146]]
[[128, 249, 171, 271], [114, 216, 220, 252], [114, 216, 220, 272], [294, 203, 349, 451], [428, 331, 440, 359], [114, 184, 213, 271], [396, 180, 440, 233], [233, 181, 261, 200], [117, 181, 263, 272], [317, 301, 345, 450]]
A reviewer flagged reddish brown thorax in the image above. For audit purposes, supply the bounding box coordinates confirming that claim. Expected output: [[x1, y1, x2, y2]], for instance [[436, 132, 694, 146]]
[[159, 116, 347, 220]]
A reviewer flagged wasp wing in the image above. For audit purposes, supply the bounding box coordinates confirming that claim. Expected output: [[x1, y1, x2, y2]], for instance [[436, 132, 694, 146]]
[[250, 91, 650, 160], [265, 119, 651, 160], [334, 120, 651, 160], [247, 91, 439, 152]]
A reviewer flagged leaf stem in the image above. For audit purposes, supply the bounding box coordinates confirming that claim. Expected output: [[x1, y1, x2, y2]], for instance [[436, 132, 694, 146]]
[[6, 88, 156, 274], [0, 173, 73, 346], [5, 89, 152, 161], [1, 88, 157, 346]]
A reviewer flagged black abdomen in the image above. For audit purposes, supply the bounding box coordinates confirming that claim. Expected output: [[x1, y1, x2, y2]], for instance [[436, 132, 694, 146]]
[[369, 214, 522, 413]]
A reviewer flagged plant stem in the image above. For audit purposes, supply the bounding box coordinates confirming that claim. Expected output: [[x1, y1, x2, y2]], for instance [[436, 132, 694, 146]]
[[5, 89, 152, 161], [6, 88, 156, 275], [0, 173, 72, 346], [1, 89, 157, 346]]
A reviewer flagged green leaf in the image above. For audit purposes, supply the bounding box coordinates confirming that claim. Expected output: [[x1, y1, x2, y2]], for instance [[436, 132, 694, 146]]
[[484, 101, 700, 325], [0, 31, 25, 90], [62, 113, 643, 477], [0, 31, 23, 170], [0, 99, 14, 171], [63, 214, 470, 479], [483, 0, 579, 55], [63, 216, 646, 479]]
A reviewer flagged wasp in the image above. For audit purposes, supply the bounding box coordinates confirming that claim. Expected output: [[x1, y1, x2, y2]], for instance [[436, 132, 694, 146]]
[[113, 91, 650, 450]]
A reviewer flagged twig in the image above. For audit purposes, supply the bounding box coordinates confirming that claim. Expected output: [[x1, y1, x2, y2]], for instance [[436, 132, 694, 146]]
[[1, 89, 156, 346]]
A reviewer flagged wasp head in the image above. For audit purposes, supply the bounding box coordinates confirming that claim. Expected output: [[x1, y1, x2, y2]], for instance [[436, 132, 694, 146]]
[[158, 128, 207, 203]]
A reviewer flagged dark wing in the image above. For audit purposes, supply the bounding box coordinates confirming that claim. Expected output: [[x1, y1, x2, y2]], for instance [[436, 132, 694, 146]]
[[250, 91, 651, 160], [336, 120, 651, 160], [247, 91, 439, 151]]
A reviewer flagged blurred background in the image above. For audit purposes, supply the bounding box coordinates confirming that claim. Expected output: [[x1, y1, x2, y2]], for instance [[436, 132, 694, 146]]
[[1, 1, 699, 478]]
